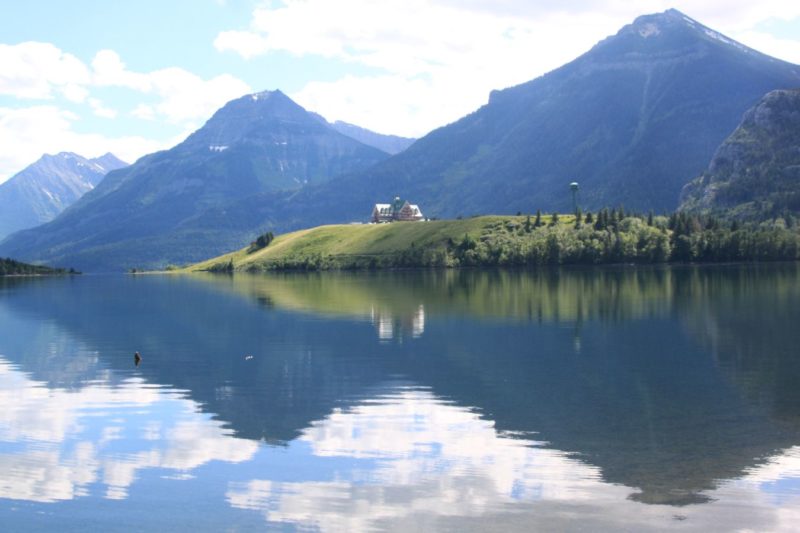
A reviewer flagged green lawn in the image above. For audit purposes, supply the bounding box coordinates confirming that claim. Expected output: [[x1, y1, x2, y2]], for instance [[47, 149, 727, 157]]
[[187, 215, 576, 271], [182, 211, 800, 271]]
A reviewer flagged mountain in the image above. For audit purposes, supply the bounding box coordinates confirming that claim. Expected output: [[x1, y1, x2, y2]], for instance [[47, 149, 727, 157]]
[[306, 112, 416, 154], [91, 153, 129, 174], [0, 152, 127, 240], [0, 90, 389, 271], [680, 89, 800, 219], [329, 121, 415, 154], [246, 9, 800, 230], [4, 10, 800, 272]]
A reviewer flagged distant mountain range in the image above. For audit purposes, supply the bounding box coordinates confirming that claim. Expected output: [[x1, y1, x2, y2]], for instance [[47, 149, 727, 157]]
[[329, 121, 415, 155], [680, 88, 800, 219], [2, 9, 799, 272], [305, 112, 416, 154], [0, 91, 389, 271], [0, 152, 127, 240]]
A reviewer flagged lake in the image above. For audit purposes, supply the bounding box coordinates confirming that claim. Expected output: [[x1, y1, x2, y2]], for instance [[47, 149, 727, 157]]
[[1, 265, 799, 531]]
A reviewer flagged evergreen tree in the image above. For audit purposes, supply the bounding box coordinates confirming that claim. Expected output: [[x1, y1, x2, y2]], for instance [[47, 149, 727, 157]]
[[534, 209, 542, 228], [594, 209, 605, 231], [668, 212, 678, 230]]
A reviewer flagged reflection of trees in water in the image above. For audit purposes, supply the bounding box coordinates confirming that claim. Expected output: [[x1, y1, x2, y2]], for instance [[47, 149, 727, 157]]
[[674, 264, 800, 427], [3, 266, 800, 509], [208, 267, 680, 325], [148, 266, 800, 505]]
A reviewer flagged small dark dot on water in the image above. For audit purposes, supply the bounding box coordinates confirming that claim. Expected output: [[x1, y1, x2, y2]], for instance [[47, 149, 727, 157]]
[[673, 515, 688, 521]]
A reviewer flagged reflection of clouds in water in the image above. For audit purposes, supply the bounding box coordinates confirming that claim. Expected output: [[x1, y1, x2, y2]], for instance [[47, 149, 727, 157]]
[[708, 447, 800, 528], [0, 359, 257, 503], [227, 387, 800, 532], [738, 446, 800, 485], [227, 388, 630, 530]]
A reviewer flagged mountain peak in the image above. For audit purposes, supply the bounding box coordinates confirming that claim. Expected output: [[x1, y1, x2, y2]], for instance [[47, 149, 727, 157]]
[[580, 8, 774, 65], [630, 8, 701, 29], [178, 89, 324, 152], [90, 153, 128, 173], [246, 89, 285, 102], [39, 152, 80, 162], [218, 88, 307, 118], [626, 8, 769, 55], [0, 151, 127, 240], [635, 8, 690, 22]]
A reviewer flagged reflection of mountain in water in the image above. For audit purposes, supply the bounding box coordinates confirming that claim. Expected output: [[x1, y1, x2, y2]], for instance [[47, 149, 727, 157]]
[[675, 266, 800, 429], [1, 265, 799, 507]]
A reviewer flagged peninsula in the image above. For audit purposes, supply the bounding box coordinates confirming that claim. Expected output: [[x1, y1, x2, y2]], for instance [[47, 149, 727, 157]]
[[184, 211, 800, 272]]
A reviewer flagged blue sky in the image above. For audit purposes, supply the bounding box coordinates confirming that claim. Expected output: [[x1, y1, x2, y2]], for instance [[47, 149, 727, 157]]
[[1, 0, 799, 182]]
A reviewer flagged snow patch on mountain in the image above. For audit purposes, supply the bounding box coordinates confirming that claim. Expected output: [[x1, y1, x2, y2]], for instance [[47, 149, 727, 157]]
[[639, 23, 660, 38]]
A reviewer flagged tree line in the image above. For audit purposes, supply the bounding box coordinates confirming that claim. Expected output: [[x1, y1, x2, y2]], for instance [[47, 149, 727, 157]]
[[264, 209, 798, 271], [449, 209, 799, 267], [0, 257, 76, 276]]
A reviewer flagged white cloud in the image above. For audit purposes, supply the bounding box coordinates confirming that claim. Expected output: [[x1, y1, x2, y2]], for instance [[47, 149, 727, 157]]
[[218, 0, 800, 137], [131, 103, 156, 120], [214, 30, 269, 59], [88, 98, 117, 119], [91, 49, 252, 125], [732, 30, 800, 64], [0, 44, 252, 181], [292, 75, 441, 138], [148, 68, 251, 124], [91, 49, 152, 92], [0, 106, 178, 181], [0, 41, 90, 100], [61, 84, 89, 104]]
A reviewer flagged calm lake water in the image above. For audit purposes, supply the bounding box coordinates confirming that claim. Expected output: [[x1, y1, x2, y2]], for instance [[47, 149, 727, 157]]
[[1, 265, 799, 531]]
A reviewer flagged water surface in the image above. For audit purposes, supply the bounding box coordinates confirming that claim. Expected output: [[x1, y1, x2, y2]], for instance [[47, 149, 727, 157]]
[[1, 265, 799, 531]]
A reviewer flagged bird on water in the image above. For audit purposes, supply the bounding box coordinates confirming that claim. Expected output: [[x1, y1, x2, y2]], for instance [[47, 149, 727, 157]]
[[134, 351, 142, 366]]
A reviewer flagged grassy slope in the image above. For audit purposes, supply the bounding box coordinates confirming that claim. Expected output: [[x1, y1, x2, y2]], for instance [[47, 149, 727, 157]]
[[187, 216, 576, 272]]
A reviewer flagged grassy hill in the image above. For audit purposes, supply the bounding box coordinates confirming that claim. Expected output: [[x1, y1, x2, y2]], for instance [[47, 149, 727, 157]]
[[188, 216, 549, 272], [185, 211, 800, 272]]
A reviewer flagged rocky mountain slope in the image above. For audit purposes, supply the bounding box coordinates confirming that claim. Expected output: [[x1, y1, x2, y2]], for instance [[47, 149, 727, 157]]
[[680, 89, 800, 219], [0, 152, 127, 240]]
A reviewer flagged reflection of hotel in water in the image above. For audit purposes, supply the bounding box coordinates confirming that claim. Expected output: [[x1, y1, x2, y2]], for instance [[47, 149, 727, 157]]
[[370, 304, 425, 340]]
